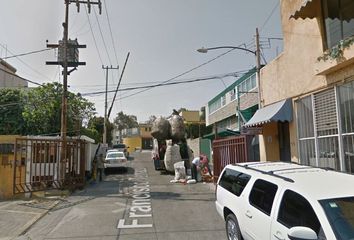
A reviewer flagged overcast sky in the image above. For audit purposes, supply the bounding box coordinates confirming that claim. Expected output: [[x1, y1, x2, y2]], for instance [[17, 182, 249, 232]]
[[0, 0, 282, 123]]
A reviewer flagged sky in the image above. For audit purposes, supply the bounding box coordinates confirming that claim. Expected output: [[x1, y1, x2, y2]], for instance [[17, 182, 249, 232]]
[[0, 0, 283, 123]]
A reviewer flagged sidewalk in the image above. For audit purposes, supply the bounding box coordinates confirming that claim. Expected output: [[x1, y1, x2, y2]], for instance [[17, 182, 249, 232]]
[[0, 198, 60, 240]]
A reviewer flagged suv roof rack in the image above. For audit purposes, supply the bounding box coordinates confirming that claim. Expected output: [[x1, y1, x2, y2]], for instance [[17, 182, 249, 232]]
[[234, 162, 295, 183]]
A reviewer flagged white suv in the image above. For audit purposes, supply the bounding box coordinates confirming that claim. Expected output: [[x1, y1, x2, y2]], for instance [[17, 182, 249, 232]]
[[215, 162, 354, 240]]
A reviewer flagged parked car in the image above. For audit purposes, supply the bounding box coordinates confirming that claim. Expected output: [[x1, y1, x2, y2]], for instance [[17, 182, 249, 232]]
[[104, 151, 127, 171], [112, 143, 129, 158], [215, 161, 354, 240]]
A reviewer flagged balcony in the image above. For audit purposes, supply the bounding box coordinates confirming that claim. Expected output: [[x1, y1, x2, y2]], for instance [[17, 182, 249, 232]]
[[315, 41, 354, 75]]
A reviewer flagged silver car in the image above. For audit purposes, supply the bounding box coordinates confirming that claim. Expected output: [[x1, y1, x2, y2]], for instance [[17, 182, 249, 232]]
[[104, 151, 127, 170]]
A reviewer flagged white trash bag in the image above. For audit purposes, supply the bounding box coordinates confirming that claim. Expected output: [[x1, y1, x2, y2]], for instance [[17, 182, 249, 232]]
[[174, 161, 186, 181]]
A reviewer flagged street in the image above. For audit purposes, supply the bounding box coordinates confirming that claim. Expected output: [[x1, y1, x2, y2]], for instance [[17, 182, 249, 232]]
[[16, 151, 227, 240]]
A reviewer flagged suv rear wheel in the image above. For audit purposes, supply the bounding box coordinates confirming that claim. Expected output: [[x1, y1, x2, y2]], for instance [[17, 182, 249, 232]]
[[225, 214, 242, 240]]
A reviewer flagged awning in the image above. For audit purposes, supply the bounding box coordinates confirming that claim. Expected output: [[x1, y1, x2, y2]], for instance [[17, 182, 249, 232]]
[[290, 0, 321, 19], [239, 105, 258, 122], [244, 99, 293, 128], [202, 129, 239, 141]]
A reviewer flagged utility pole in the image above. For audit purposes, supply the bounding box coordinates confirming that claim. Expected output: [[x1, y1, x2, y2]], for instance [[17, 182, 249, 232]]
[[102, 65, 119, 145], [46, 0, 101, 182], [255, 28, 262, 109]]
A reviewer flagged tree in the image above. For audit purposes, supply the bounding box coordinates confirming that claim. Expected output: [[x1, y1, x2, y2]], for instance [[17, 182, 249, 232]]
[[86, 116, 114, 144], [0, 88, 26, 134], [114, 111, 138, 142], [22, 82, 96, 136], [146, 115, 157, 124]]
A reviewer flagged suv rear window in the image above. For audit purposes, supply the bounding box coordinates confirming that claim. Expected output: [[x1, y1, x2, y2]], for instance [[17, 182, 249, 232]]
[[219, 168, 251, 196], [249, 179, 278, 216], [113, 144, 126, 149]]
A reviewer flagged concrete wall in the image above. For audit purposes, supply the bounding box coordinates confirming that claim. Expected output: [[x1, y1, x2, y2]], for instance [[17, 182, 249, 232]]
[[0, 60, 27, 88], [187, 138, 200, 157], [261, 1, 326, 106], [208, 100, 237, 126], [124, 137, 141, 153]]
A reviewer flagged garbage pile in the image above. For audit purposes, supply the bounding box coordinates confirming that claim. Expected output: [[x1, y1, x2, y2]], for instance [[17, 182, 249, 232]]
[[151, 111, 213, 184]]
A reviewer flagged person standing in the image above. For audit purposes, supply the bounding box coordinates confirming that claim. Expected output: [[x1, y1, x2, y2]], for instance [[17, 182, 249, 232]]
[[191, 156, 201, 181], [191, 155, 212, 182], [97, 153, 105, 181]]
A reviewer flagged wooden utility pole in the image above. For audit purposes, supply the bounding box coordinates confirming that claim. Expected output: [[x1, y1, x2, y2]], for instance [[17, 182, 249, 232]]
[[46, 0, 101, 182], [255, 28, 262, 109], [102, 65, 119, 145]]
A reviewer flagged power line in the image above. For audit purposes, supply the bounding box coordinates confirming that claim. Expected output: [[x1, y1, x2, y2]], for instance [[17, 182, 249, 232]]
[[85, 5, 104, 65], [93, 6, 112, 65], [0, 68, 42, 86], [103, 0, 119, 65], [116, 48, 240, 100], [1, 48, 54, 60], [81, 70, 248, 97], [0, 44, 52, 81], [260, 1, 280, 33]]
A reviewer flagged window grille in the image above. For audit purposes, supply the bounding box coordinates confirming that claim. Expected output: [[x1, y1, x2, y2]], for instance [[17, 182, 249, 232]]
[[314, 89, 338, 136]]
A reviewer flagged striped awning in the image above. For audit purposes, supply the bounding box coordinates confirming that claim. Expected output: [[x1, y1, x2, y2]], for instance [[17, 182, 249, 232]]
[[244, 99, 293, 128], [290, 0, 321, 19]]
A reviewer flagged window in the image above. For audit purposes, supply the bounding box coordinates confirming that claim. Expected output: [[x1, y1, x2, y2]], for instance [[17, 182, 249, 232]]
[[322, 0, 354, 48], [222, 95, 226, 106], [319, 197, 354, 240], [230, 89, 236, 101], [296, 83, 354, 173], [249, 179, 278, 215], [219, 169, 251, 196], [209, 98, 222, 113], [0, 144, 14, 154], [278, 190, 322, 236]]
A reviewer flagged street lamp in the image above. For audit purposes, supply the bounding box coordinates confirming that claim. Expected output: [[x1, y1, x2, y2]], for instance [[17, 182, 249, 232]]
[[197, 29, 261, 109], [197, 46, 256, 55], [197, 28, 262, 133]]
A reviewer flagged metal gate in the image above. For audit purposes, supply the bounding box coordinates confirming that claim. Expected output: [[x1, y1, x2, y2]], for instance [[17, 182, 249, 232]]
[[212, 136, 248, 182], [13, 137, 86, 194]]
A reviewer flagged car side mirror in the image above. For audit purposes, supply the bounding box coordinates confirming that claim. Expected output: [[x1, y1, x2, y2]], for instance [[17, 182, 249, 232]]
[[288, 227, 318, 240]]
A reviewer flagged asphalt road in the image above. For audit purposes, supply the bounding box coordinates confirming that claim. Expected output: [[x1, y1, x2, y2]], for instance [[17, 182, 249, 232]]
[[16, 151, 227, 240]]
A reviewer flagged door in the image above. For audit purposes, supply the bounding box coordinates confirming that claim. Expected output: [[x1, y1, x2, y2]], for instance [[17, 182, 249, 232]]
[[243, 179, 279, 239], [271, 189, 325, 240], [278, 122, 291, 162]]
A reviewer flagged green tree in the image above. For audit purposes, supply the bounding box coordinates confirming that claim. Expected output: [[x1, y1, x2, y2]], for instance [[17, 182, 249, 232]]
[[22, 83, 96, 135], [86, 116, 114, 144], [0, 88, 26, 134], [114, 111, 138, 142], [146, 115, 157, 124]]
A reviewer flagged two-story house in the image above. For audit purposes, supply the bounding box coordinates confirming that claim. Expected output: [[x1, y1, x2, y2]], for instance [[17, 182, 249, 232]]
[[206, 68, 259, 136], [245, 0, 354, 174]]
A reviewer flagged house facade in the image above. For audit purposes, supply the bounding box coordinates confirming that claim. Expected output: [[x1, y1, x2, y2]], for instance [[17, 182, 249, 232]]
[[117, 123, 153, 153], [246, 0, 354, 174], [0, 59, 27, 88], [206, 68, 259, 134]]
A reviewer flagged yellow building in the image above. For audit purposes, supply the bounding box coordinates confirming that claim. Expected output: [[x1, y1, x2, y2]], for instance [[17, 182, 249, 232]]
[[245, 0, 354, 174], [0, 135, 24, 199], [123, 124, 153, 153]]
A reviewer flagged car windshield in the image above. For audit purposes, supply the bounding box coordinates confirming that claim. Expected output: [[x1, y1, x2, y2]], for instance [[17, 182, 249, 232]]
[[319, 196, 354, 240], [107, 152, 124, 158], [113, 144, 126, 149]]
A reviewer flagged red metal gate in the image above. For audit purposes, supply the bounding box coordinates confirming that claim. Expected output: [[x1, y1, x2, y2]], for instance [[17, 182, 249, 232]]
[[13, 137, 86, 194], [212, 136, 248, 182]]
